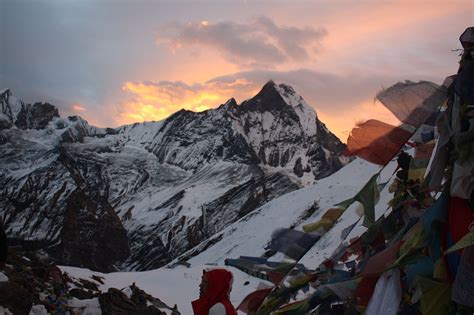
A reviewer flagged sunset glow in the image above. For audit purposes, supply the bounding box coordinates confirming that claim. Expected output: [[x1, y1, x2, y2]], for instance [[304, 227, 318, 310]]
[[118, 79, 260, 125], [3, 0, 471, 141], [318, 100, 400, 140]]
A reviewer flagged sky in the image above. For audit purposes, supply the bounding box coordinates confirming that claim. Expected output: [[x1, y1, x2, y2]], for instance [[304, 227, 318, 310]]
[[1, 0, 473, 140]]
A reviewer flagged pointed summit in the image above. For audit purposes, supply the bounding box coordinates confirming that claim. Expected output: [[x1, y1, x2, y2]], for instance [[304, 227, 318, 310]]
[[219, 97, 238, 110], [255, 80, 280, 98], [239, 80, 293, 114], [261, 79, 277, 90], [236, 80, 319, 136], [272, 83, 319, 136]]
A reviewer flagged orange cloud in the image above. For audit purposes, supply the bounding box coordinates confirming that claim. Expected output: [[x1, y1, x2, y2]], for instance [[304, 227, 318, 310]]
[[117, 79, 260, 124], [72, 104, 86, 112]]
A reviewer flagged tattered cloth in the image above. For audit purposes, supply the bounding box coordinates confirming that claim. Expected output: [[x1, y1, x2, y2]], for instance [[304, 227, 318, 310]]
[[460, 27, 474, 49], [376, 81, 447, 128], [345, 81, 447, 166], [268, 228, 320, 261]]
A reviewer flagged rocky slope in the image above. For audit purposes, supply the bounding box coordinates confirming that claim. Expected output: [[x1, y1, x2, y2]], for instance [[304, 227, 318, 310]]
[[0, 247, 178, 314], [0, 81, 346, 271]]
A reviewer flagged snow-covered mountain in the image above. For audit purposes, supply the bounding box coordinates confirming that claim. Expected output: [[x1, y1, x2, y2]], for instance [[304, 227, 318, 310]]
[[0, 81, 346, 272]]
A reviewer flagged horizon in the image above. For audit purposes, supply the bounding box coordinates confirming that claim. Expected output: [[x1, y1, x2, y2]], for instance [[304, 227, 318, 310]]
[[1, 79, 379, 141], [1, 0, 472, 140]]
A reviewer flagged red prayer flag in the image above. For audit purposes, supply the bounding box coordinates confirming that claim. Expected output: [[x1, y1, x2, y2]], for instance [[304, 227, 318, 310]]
[[361, 240, 402, 276], [237, 288, 273, 314], [344, 119, 412, 165], [354, 275, 379, 307]]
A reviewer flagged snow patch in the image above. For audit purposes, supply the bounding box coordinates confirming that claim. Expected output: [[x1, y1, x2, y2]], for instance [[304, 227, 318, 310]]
[[68, 297, 102, 315], [0, 306, 13, 315], [28, 305, 49, 315], [0, 271, 8, 282]]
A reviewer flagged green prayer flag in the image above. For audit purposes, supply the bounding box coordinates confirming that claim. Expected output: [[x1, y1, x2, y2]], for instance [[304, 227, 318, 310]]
[[355, 174, 379, 227], [417, 277, 451, 315], [445, 231, 474, 254], [274, 299, 310, 315], [257, 288, 291, 315], [288, 273, 315, 288], [335, 197, 355, 209], [398, 222, 426, 259]]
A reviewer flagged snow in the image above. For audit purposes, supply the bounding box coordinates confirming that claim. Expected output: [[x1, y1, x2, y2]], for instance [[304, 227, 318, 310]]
[[117, 120, 165, 145], [121, 286, 133, 298], [28, 305, 49, 315], [68, 297, 101, 315], [60, 265, 271, 315], [0, 271, 8, 282], [0, 306, 13, 315], [180, 158, 382, 266]]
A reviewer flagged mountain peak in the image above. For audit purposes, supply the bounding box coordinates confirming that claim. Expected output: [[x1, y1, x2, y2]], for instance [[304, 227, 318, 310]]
[[219, 98, 238, 110], [237, 81, 319, 137], [262, 79, 277, 89], [238, 80, 291, 114]]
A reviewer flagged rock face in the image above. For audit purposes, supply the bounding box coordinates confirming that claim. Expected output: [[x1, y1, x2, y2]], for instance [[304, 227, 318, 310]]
[[0, 89, 20, 130], [15, 102, 59, 130], [51, 149, 130, 271], [0, 82, 346, 271], [0, 90, 59, 130]]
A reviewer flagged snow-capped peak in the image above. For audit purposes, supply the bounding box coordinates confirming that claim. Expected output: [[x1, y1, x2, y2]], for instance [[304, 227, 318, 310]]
[[272, 81, 318, 137]]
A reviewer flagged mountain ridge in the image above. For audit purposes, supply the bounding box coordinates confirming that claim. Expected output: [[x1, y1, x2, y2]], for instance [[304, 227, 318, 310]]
[[0, 81, 347, 271]]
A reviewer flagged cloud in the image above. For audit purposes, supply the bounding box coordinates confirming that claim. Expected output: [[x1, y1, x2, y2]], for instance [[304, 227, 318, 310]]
[[72, 104, 86, 112], [118, 78, 260, 124], [156, 17, 327, 68]]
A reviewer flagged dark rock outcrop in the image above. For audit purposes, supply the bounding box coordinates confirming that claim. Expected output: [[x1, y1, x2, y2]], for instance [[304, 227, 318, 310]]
[[15, 102, 59, 130], [0, 282, 35, 315], [99, 288, 164, 315], [98, 285, 179, 315], [0, 248, 179, 314]]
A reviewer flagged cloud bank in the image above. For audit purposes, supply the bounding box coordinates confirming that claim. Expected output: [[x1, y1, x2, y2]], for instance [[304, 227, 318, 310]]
[[156, 17, 327, 68]]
